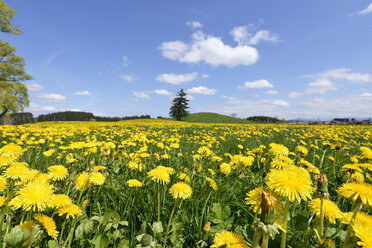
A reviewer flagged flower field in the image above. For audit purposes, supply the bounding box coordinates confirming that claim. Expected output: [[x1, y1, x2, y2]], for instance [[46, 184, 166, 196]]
[[0, 120, 371, 248]]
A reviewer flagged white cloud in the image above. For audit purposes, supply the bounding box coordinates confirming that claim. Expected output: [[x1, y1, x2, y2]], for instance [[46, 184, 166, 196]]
[[186, 21, 203, 29], [230, 26, 280, 45], [202, 74, 209, 78], [271, 99, 290, 107], [44, 51, 58, 66], [133, 91, 151, 99], [122, 56, 129, 67], [360, 92, 372, 97], [356, 3, 372, 15], [308, 68, 372, 83], [66, 108, 82, 112], [186, 94, 195, 100], [265, 90, 278, 95], [159, 31, 259, 67], [38, 93, 67, 102], [159, 41, 189, 60], [74, 90, 91, 96], [27, 102, 57, 112], [290, 79, 337, 98], [186, 86, 218, 95], [27, 83, 44, 91], [239, 79, 274, 89], [156, 72, 197, 84], [151, 89, 172, 95], [121, 74, 137, 83]]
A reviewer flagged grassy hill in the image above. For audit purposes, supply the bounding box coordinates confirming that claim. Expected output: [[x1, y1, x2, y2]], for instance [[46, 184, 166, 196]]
[[180, 112, 251, 124]]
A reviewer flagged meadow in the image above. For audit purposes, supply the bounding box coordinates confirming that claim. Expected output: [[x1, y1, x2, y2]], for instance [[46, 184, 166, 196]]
[[0, 120, 371, 248]]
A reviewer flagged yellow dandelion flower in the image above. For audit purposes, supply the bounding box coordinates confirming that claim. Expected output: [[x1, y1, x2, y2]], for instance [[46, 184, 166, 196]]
[[220, 163, 231, 175], [147, 167, 171, 185], [360, 147, 372, 160], [76, 172, 90, 190], [93, 165, 107, 172], [169, 182, 192, 200], [266, 166, 315, 203], [48, 165, 68, 181], [51, 194, 72, 208], [43, 149, 55, 157], [299, 159, 320, 174], [337, 182, 372, 207], [56, 204, 82, 219], [211, 231, 249, 248], [0, 196, 7, 206], [157, 165, 175, 175], [178, 173, 190, 182], [208, 168, 216, 175], [89, 172, 105, 185], [269, 143, 289, 157], [295, 145, 308, 157], [341, 211, 372, 226], [34, 173, 52, 183], [10, 181, 54, 211], [270, 156, 293, 169], [34, 214, 58, 239], [353, 224, 372, 248], [4, 162, 30, 180], [20, 169, 39, 183], [126, 179, 143, 188], [0, 155, 16, 167], [0, 143, 23, 158], [205, 177, 218, 191], [309, 198, 343, 224], [0, 176, 6, 191], [341, 164, 363, 173]]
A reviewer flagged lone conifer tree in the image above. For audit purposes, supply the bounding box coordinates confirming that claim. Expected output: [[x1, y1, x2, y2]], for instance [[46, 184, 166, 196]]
[[169, 89, 189, 121]]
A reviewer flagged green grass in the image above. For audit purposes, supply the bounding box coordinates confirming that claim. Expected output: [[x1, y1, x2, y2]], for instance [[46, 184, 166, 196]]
[[179, 112, 252, 124]]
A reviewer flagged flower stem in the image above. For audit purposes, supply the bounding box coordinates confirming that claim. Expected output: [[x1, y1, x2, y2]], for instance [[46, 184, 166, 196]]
[[319, 195, 324, 240], [261, 233, 269, 248], [280, 200, 290, 248], [157, 183, 161, 222], [251, 230, 262, 248], [342, 200, 362, 248], [164, 199, 178, 247]]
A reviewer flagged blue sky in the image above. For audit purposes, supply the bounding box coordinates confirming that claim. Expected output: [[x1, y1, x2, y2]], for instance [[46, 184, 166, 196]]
[[5, 0, 372, 119]]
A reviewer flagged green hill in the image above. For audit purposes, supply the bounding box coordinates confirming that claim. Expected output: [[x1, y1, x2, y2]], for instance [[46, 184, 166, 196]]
[[180, 112, 251, 124]]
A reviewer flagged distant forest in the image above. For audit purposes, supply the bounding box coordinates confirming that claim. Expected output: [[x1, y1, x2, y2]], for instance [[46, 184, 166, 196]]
[[0, 111, 151, 125]]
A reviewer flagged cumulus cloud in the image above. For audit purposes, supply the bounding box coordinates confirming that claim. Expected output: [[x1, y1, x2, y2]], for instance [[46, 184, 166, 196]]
[[186, 94, 195, 100], [230, 26, 280, 45], [271, 99, 290, 107], [360, 92, 372, 97], [38, 93, 67, 102], [121, 74, 137, 83], [290, 79, 337, 98], [202, 74, 209, 78], [133, 91, 151, 99], [186, 86, 218, 95], [74, 90, 91, 96], [265, 90, 278, 95], [308, 68, 372, 83], [186, 21, 203, 29], [156, 72, 197, 84], [353, 3, 372, 16], [27, 102, 57, 112], [159, 31, 259, 67], [239, 79, 274, 89], [122, 56, 129, 67], [151, 89, 172, 95], [27, 83, 44, 91]]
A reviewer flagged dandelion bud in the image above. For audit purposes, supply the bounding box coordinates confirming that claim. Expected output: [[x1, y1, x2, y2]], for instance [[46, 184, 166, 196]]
[[260, 158, 266, 166], [260, 191, 276, 225], [335, 143, 342, 151], [321, 238, 335, 248], [203, 221, 211, 233], [315, 174, 328, 194], [82, 199, 90, 207], [4, 226, 30, 248]]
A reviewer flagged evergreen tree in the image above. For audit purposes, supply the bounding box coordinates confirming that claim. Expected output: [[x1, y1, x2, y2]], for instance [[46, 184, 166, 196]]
[[169, 89, 189, 121]]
